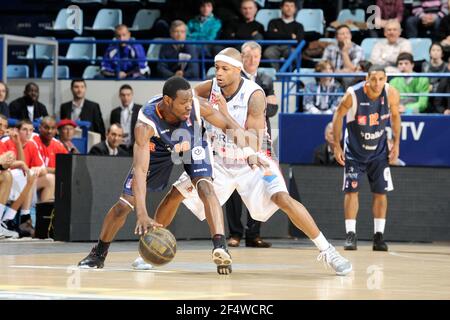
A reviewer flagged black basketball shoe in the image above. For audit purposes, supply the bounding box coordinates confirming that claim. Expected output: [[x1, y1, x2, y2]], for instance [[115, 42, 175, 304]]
[[373, 232, 388, 251], [344, 232, 357, 250], [78, 246, 107, 268], [212, 247, 232, 275]]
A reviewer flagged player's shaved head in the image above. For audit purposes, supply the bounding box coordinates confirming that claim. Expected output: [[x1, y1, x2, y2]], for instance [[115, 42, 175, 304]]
[[217, 47, 242, 63]]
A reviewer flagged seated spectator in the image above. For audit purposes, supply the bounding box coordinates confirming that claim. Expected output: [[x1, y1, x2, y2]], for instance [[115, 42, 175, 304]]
[[9, 83, 48, 121], [263, 0, 304, 70], [221, 0, 264, 41], [57, 119, 79, 154], [110, 84, 141, 154], [89, 124, 128, 156], [313, 122, 341, 166], [422, 42, 448, 112], [157, 20, 199, 79], [389, 52, 430, 114], [303, 60, 343, 114], [405, 0, 448, 40], [187, 0, 222, 58], [438, 13, 450, 60], [60, 79, 106, 140], [98, 24, 150, 79], [370, 20, 412, 73], [1, 120, 54, 237], [241, 41, 279, 138], [187, 0, 222, 41], [0, 81, 9, 117], [374, 0, 405, 28], [32, 117, 68, 174], [322, 25, 364, 87]]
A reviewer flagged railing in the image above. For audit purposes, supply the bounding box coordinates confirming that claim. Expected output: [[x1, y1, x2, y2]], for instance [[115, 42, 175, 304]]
[[29, 38, 300, 80], [277, 70, 450, 113]]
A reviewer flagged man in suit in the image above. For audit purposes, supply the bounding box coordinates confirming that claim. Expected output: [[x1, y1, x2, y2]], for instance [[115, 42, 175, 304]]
[[9, 83, 48, 121], [89, 124, 128, 156], [60, 79, 106, 140], [110, 84, 141, 154], [313, 122, 340, 166]]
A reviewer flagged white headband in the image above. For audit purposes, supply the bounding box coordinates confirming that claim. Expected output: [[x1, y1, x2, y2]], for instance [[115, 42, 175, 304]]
[[214, 54, 243, 69]]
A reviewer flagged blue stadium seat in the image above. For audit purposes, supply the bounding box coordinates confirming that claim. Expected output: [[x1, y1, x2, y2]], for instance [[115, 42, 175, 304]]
[[46, 8, 84, 35], [255, 9, 281, 31], [71, 0, 106, 4], [328, 9, 365, 32], [60, 37, 96, 62], [130, 9, 161, 31], [296, 9, 325, 35], [19, 37, 56, 61], [299, 68, 315, 87], [360, 38, 380, 61], [82, 65, 101, 79], [41, 65, 70, 79], [409, 38, 432, 61], [259, 67, 276, 80], [7, 65, 30, 78], [147, 38, 167, 60], [206, 66, 216, 79], [85, 9, 122, 31]]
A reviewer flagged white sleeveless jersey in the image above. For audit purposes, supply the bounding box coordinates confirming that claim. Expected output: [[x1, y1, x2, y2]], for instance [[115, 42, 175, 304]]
[[207, 77, 265, 161]]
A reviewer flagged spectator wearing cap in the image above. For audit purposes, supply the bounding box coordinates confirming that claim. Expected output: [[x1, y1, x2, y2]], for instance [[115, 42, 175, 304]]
[[89, 124, 128, 156], [57, 119, 79, 154]]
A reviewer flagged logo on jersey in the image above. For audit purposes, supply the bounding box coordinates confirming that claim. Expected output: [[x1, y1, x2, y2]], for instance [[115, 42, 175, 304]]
[[192, 146, 206, 161], [149, 142, 156, 152], [381, 96, 385, 105], [357, 115, 367, 125], [351, 181, 358, 189], [262, 170, 277, 183]]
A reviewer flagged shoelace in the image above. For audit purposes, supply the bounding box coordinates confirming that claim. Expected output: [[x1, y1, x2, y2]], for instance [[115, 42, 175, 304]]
[[317, 246, 347, 268]]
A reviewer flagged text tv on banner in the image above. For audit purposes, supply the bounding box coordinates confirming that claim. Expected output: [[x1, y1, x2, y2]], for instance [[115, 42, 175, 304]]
[[279, 114, 450, 167]]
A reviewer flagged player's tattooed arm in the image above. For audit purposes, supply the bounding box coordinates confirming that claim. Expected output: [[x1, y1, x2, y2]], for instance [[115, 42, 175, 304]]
[[245, 90, 267, 152], [133, 120, 162, 235], [332, 92, 353, 166]]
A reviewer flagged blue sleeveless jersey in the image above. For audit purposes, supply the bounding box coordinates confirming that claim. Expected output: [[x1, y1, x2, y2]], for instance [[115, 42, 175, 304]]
[[122, 93, 211, 193], [344, 81, 390, 162]]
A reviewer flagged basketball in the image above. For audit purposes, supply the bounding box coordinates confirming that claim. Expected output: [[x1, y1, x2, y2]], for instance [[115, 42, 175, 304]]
[[138, 227, 177, 266]]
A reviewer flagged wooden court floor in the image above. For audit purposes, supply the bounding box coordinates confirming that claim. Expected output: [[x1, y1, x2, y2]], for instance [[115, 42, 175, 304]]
[[0, 239, 449, 300]]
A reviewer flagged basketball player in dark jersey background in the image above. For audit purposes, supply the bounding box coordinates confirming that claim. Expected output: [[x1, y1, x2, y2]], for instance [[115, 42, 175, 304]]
[[332, 65, 401, 251]]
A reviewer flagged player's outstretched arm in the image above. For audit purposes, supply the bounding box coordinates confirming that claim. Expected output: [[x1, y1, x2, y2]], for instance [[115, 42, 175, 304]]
[[332, 92, 353, 166], [388, 87, 401, 163], [132, 121, 162, 235], [194, 80, 213, 99]]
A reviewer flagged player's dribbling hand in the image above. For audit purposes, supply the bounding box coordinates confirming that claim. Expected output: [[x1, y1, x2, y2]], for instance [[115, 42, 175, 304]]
[[135, 215, 162, 236], [334, 145, 345, 166]]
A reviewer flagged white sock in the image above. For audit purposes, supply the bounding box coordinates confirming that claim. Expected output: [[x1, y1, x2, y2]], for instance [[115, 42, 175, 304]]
[[312, 232, 330, 251], [0, 204, 6, 219], [374, 218, 386, 234], [2, 207, 17, 222], [21, 209, 31, 216], [345, 219, 356, 233]]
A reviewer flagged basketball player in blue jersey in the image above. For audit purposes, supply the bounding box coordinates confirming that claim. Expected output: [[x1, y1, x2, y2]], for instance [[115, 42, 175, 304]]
[[78, 76, 265, 274], [151, 48, 353, 276], [332, 65, 402, 251]]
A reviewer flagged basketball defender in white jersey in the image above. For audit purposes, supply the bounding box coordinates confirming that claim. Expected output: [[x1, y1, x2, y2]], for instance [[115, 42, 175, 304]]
[[153, 48, 352, 276]]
